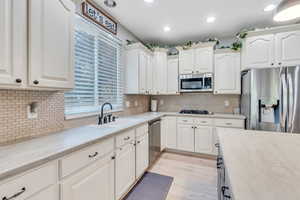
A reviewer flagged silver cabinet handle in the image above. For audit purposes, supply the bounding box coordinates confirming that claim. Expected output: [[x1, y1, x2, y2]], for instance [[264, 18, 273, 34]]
[[201, 121, 207, 123], [225, 123, 232, 125], [2, 187, 26, 200]]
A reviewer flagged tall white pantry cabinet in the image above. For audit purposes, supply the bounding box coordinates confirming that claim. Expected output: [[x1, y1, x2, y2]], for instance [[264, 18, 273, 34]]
[[0, 0, 75, 90]]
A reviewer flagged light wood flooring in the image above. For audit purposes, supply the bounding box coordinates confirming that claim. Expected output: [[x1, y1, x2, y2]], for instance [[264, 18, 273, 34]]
[[148, 152, 217, 200]]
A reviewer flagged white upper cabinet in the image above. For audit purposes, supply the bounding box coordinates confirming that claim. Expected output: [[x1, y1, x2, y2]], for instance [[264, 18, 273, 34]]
[[194, 47, 214, 73], [0, 0, 26, 87], [138, 51, 147, 94], [243, 34, 275, 69], [275, 30, 300, 66], [167, 57, 179, 94], [179, 49, 194, 74], [28, 0, 75, 89], [178, 43, 215, 75], [146, 55, 153, 94], [125, 43, 153, 94], [153, 50, 168, 95], [214, 52, 241, 94]]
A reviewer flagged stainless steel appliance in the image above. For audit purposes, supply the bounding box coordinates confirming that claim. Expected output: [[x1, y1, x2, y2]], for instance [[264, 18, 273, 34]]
[[241, 66, 300, 133], [179, 109, 212, 115], [148, 119, 161, 166], [179, 73, 213, 92]]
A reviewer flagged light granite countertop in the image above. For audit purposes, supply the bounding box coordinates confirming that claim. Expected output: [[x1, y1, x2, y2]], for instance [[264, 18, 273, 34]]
[[217, 128, 300, 200], [0, 112, 244, 180]]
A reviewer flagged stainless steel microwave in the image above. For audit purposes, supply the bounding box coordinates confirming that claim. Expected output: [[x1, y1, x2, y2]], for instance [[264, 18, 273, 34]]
[[179, 73, 213, 92]]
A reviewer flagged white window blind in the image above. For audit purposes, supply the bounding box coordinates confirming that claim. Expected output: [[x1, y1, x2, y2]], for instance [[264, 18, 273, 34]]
[[65, 15, 124, 115]]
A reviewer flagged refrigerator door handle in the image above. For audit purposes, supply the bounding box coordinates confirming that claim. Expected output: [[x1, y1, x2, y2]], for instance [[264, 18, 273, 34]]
[[280, 74, 288, 130], [287, 74, 294, 131]]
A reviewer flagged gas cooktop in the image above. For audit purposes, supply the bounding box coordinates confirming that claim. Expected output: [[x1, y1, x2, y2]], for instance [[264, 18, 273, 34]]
[[179, 110, 212, 115]]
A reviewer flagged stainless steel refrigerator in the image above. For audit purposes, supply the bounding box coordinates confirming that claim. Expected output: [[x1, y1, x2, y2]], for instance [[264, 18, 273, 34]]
[[241, 66, 300, 133]]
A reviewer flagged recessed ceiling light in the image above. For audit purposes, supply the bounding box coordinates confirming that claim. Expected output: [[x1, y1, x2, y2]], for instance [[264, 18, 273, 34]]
[[264, 4, 277, 12], [206, 17, 216, 23], [274, 0, 300, 22], [104, 0, 117, 8], [163, 26, 171, 32], [144, 0, 154, 3]]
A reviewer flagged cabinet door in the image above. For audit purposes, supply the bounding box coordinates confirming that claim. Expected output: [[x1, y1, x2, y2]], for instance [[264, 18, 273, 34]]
[[244, 34, 275, 69], [61, 153, 115, 200], [177, 124, 195, 152], [153, 51, 167, 94], [214, 53, 241, 94], [194, 47, 214, 73], [164, 117, 177, 149], [179, 49, 194, 74], [167, 58, 179, 94], [0, 0, 26, 87], [194, 126, 214, 154], [161, 119, 167, 151], [28, 0, 75, 89], [116, 143, 136, 200], [146, 54, 153, 94], [136, 133, 149, 178], [29, 185, 59, 200], [275, 30, 300, 66], [139, 51, 147, 94]]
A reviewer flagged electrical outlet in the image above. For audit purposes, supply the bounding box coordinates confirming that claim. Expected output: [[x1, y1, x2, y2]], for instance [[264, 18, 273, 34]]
[[27, 102, 38, 119], [134, 100, 138, 107], [126, 101, 131, 108]]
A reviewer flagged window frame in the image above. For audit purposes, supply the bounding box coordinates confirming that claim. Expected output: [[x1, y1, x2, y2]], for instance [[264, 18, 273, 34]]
[[65, 14, 124, 119]]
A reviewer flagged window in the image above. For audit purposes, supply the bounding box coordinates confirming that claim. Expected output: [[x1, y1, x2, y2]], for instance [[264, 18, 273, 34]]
[[65, 15, 124, 116]]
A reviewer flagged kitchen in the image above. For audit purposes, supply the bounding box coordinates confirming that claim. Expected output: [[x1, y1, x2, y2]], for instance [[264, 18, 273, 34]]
[[1, 0, 300, 200]]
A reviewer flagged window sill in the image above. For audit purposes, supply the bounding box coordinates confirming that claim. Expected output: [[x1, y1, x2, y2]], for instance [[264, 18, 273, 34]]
[[65, 109, 123, 120]]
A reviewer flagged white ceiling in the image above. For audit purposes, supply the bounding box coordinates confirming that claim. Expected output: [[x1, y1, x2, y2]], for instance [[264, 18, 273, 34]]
[[94, 0, 294, 45]]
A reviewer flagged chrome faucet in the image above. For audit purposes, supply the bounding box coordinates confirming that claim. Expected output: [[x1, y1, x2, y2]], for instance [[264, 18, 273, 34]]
[[98, 102, 116, 125]]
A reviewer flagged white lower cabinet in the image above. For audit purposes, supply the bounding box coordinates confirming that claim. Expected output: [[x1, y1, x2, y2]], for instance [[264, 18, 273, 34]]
[[163, 117, 177, 149], [136, 133, 149, 179], [29, 185, 59, 200], [115, 142, 136, 200], [61, 153, 115, 200], [177, 124, 195, 152], [195, 126, 214, 154]]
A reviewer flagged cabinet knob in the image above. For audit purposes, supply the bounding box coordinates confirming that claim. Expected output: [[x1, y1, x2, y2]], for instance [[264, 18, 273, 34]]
[[271, 63, 274, 66], [33, 80, 39, 85], [15, 79, 22, 83], [278, 62, 282, 65], [111, 156, 116, 160]]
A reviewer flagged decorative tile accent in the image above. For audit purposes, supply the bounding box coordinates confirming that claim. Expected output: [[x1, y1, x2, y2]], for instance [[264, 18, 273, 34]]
[[0, 90, 65, 144]]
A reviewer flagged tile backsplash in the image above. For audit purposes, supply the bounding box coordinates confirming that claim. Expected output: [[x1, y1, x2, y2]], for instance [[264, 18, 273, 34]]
[[0, 90, 65, 144], [153, 93, 240, 113], [0, 90, 150, 144]]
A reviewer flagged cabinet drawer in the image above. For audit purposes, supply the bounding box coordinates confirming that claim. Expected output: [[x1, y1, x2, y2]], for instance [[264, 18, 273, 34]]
[[177, 117, 194, 124], [0, 162, 58, 200], [194, 118, 213, 126], [116, 129, 135, 148], [135, 123, 148, 138], [60, 137, 114, 178], [215, 119, 244, 128]]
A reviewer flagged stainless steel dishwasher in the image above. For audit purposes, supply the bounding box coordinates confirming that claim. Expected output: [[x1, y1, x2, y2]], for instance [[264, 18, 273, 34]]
[[148, 119, 161, 166]]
